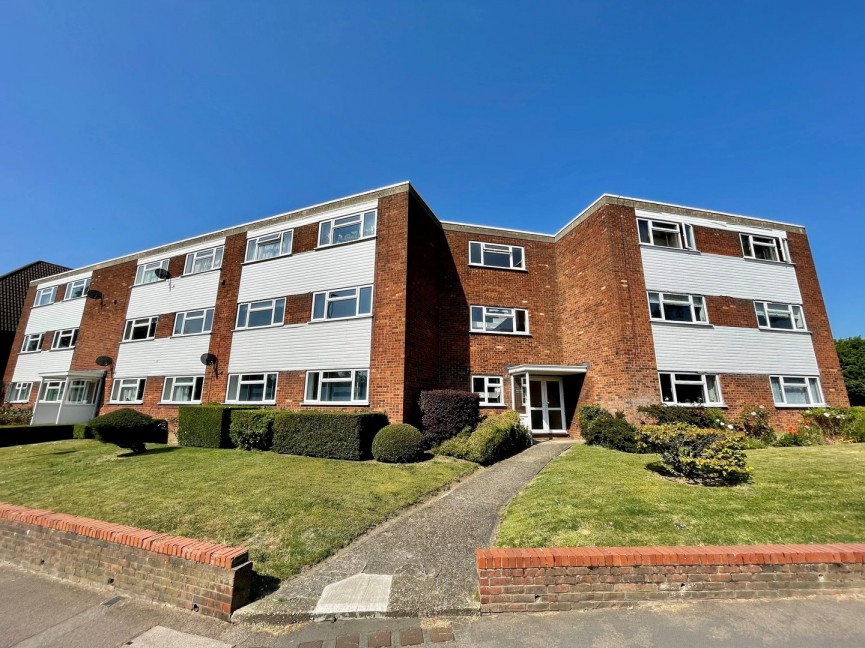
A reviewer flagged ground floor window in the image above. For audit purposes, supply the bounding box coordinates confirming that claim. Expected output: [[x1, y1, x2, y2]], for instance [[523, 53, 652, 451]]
[[305, 369, 368, 404], [67, 380, 97, 404], [226, 373, 277, 403], [162, 376, 204, 403], [659, 372, 723, 406], [5, 382, 33, 403], [770, 376, 823, 407], [110, 378, 147, 403], [472, 375, 504, 406], [38, 380, 66, 403]]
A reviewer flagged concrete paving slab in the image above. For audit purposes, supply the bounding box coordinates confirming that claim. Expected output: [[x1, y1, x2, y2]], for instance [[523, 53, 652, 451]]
[[126, 626, 233, 648], [312, 574, 392, 617]]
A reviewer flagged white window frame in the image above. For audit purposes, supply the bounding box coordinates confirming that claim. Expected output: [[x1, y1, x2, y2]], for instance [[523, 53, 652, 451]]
[[304, 369, 369, 405], [110, 378, 147, 404], [38, 380, 66, 403], [134, 259, 170, 285], [225, 373, 278, 404], [64, 278, 91, 300], [658, 372, 724, 406], [66, 380, 97, 404], [637, 218, 696, 251], [311, 286, 373, 321], [6, 382, 33, 403], [33, 286, 57, 307], [161, 376, 204, 404], [740, 233, 790, 263], [123, 316, 159, 342], [184, 246, 224, 275], [754, 301, 807, 331], [21, 333, 43, 353], [468, 241, 526, 270], [245, 230, 293, 263], [472, 375, 504, 407], [51, 328, 79, 350], [770, 375, 824, 407], [470, 305, 530, 335], [236, 298, 286, 329], [647, 292, 708, 324], [173, 308, 214, 336], [318, 210, 377, 248]]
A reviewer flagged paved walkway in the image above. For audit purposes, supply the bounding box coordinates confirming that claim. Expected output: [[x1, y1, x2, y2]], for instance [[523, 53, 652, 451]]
[[234, 440, 574, 624]]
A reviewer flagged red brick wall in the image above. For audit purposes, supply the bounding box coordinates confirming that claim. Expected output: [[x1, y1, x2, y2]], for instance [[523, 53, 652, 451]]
[[705, 295, 757, 329], [693, 224, 743, 257]]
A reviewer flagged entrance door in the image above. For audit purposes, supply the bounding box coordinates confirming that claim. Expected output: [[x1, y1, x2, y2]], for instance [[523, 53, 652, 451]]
[[528, 377, 566, 434]]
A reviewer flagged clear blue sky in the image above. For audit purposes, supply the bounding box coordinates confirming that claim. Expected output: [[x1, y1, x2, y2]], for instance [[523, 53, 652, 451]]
[[1, 1, 862, 337]]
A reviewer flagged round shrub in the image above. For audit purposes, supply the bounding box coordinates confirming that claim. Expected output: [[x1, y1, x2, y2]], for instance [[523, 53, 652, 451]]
[[585, 414, 642, 453], [89, 408, 159, 454], [372, 424, 425, 463]]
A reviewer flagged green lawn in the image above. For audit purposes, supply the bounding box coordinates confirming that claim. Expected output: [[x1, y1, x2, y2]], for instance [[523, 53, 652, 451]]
[[0, 440, 474, 590], [496, 443, 865, 548]]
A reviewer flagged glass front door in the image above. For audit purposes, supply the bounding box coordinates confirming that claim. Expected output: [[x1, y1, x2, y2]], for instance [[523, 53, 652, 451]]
[[527, 377, 566, 433]]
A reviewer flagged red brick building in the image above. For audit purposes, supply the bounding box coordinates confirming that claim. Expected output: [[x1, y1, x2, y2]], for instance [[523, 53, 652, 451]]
[[3, 183, 848, 435]]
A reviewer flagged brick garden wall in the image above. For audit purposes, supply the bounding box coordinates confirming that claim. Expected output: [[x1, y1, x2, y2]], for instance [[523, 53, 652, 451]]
[[0, 502, 252, 621]]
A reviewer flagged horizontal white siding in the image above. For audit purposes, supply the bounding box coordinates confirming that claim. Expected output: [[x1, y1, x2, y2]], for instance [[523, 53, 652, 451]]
[[126, 272, 221, 318], [11, 350, 75, 382], [237, 239, 376, 303], [25, 299, 87, 334], [228, 319, 372, 373], [246, 200, 378, 238], [137, 238, 225, 265], [114, 336, 211, 378], [641, 247, 802, 303], [34, 270, 93, 290], [635, 209, 789, 239], [652, 324, 819, 375]]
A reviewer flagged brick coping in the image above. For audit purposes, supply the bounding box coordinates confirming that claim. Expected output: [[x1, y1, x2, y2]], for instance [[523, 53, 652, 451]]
[[0, 502, 248, 569], [478, 544, 865, 569]]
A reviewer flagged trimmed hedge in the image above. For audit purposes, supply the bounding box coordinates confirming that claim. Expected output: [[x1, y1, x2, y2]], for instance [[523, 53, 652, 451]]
[[229, 410, 276, 450], [272, 411, 389, 460], [177, 405, 254, 448], [372, 424, 425, 463], [419, 390, 480, 446], [89, 408, 164, 454], [73, 423, 94, 439], [0, 424, 75, 447], [436, 410, 533, 465]]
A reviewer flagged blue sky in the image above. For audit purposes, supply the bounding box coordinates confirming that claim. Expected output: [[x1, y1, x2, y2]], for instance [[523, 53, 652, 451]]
[[1, 1, 863, 336]]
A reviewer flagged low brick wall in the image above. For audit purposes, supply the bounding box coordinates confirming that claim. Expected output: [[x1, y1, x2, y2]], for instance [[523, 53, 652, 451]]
[[477, 545, 865, 613], [0, 502, 252, 621]]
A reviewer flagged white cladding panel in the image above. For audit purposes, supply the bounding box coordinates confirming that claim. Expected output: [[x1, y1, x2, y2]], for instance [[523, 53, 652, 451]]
[[114, 336, 211, 378], [126, 272, 221, 318], [11, 350, 75, 382], [25, 299, 87, 334], [237, 239, 376, 303], [34, 270, 93, 290], [245, 200, 378, 238], [641, 247, 802, 303], [228, 319, 372, 373], [652, 324, 819, 375], [137, 238, 226, 265]]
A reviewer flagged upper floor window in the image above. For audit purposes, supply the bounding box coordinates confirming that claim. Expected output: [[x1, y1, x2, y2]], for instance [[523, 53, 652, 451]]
[[5, 382, 32, 403], [318, 210, 377, 247], [21, 333, 43, 353], [123, 316, 158, 342], [469, 242, 525, 270], [64, 278, 91, 300], [162, 376, 204, 404], [51, 328, 78, 350], [638, 218, 695, 250], [312, 286, 373, 321], [740, 233, 790, 263], [174, 308, 214, 336], [659, 372, 723, 406], [472, 375, 504, 406], [38, 380, 65, 403], [304, 369, 369, 404], [770, 376, 823, 407], [226, 373, 277, 404], [236, 298, 285, 329], [110, 378, 146, 404], [755, 302, 806, 331], [34, 286, 57, 307], [184, 246, 224, 275], [648, 292, 708, 324], [246, 230, 293, 262], [470, 306, 529, 335], [135, 259, 169, 285]]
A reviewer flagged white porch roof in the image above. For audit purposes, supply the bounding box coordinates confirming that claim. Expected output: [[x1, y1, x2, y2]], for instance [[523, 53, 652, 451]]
[[507, 364, 589, 376]]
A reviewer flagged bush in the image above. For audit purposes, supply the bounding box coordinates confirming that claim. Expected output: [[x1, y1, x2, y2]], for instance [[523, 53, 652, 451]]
[[850, 407, 865, 443], [436, 410, 533, 465], [419, 390, 480, 446], [577, 405, 610, 439], [773, 428, 824, 447], [802, 407, 855, 441], [639, 423, 751, 485], [272, 411, 389, 460], [0, 404, 32, 426], [229, 410, 276, 450], [89, 408, 161, 454], [177, 405, 253, 448], [735, 405, 776, 445], [0, 424, 74, 447], [638, 404, 727, 429], [586, 414, 642, 453], [372, 424, 425, 463], [73, 423, 93, 439]]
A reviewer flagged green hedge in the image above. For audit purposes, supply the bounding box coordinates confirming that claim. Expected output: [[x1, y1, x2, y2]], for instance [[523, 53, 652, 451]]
[[229, 410, 276, 450], [436, 410, 533, 465], [73, 423, 93, 439], [372, 424, 425, 463], [272, 411, 389, 460], [0, 424, 75, 447], [176, 405, 255, 448]]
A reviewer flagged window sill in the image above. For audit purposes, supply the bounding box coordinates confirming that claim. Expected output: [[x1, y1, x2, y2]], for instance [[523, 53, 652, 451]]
[[662, 402, 727, 409], [120, 338, 157, 344], [470, 330, 531, 337], [649, 320, 713, 328], [233, 323, 284, 332], [479, 403, 506, 408], [49, 347, 76, 352], [242, 255, 293, 267], [775, 403, 825, 409], [757, 327, 811, 335], [309, 315, 373, 324], [742, 257, 794, 267], [158, 401, 202, 406], [109, 400, 144, 405], [31, 303, 57, 309], [62, 296, 87, 302], [301, 401, 370, 407], [316, 235, 376, 251], [170, 332, 213, 339], [225, 400, 277, 406], [639, 243, 700, 255], [131, 280, 169, 288], [19, 350, 41, 355], [468, 263, 528, 273], [181, 267, 223, 278]]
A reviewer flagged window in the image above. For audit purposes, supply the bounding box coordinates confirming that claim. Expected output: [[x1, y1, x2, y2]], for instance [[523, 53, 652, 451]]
[[162, 376, 204, 403], [472, 376, 504, 406], [123, 316, 158, 341], [311, 286, 373, 321], [637, 218, 696, 250], [659, 372, 723, 406], [225, 373, 277, 404], [64, 278, 91, 300], [38, 380, 65, 403], [51, 328, 79, 350], [174, 308, 214, 336], [304, 369, 369, 404], [245, 230, 293, 262], [468, 242, 525, 270], [34, 286, 57, 307], [236, 298, 285, 329], [66, 380, 96, 404], [755, 302, 806, 331], [740, 233, 790, 263], [770, 376, 824, 407], [470, 306, 529, 335], [318, 210, 377, 247], [110, 378, 147, 403], [21, 333, 43, 353], [134, 259, 169, 285], [184, 246, 224, 275], [5, 382, 32, 403], [648, 292, 708, 324]]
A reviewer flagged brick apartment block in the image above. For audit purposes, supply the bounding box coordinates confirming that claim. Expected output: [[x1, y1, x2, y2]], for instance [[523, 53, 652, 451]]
[[2, 182, 849, 435]]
